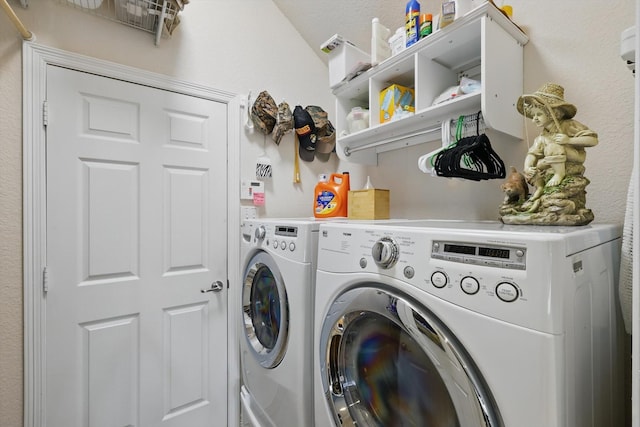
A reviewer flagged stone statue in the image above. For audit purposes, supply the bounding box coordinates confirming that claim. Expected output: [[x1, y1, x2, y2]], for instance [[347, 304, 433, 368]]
[[499, 83, 597, 225]]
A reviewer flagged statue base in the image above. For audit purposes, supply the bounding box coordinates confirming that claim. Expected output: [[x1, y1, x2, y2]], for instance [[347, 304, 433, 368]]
[[499, 174, 594, 226]]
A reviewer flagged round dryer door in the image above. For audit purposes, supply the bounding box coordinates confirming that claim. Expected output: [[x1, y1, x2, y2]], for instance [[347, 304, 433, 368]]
[[242, 251, 289, 369], [320, 286, 501, 427]]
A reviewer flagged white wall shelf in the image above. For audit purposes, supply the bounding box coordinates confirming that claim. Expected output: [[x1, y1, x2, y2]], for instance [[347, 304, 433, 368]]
[[333, 1, 529, 165]]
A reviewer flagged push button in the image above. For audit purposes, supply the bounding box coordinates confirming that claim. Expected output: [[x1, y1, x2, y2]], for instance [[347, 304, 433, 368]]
[[481, 259, 503, 268], [460, 276, 479, 295], [404, 266, 415, 279], [496, 282, 519, 302], [431, 271, 447, 288]]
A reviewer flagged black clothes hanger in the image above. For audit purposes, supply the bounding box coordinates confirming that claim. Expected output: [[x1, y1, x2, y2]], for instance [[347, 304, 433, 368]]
[[433, 112, 506, 181]]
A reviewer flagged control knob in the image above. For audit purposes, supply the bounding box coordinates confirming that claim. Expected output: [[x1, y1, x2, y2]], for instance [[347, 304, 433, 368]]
[[254, 225, 266, 241], [372, 237, 399, 269]]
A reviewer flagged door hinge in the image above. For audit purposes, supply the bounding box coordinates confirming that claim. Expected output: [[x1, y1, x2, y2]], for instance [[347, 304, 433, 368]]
[[42, 100, 48, 127], [42, 266, 49, 294], [227, 279, 230, 289]]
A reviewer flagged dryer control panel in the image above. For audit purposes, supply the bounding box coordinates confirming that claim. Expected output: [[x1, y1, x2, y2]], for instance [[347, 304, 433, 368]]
[[241, 219, 320, 264], [431, 240, 526, 270]]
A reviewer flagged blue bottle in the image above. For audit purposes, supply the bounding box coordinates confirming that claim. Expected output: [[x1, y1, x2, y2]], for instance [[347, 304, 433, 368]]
[[405, 0, 420, 47]]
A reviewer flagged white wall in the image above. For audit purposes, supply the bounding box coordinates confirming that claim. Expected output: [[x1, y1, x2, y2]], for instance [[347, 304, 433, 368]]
[[0, 1, 635, 426]]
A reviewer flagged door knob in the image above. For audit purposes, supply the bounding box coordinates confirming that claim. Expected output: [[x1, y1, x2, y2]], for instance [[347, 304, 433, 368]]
[[201, 281, 224, 293]]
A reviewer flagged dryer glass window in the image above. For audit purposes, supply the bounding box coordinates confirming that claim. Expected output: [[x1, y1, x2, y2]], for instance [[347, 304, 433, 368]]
[[242, 251, 289, 369], [250, 265, 281, 350], [340, 312, 459, 427]]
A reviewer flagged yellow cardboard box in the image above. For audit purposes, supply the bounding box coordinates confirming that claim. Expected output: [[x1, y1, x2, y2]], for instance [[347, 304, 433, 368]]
[[348, 189, 390, 220], [380, 84, 415, 123]]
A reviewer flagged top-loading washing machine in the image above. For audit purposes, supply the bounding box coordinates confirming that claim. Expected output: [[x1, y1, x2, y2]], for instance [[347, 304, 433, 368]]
[[313, 220, 624, 427], [239, 218, 321, 427]]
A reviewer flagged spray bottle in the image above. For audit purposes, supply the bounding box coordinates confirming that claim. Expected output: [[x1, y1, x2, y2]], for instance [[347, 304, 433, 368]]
[[405, 0, 420, 47]]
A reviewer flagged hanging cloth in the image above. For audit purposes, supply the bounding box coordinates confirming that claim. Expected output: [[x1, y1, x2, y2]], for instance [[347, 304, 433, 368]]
[[619, 171, 634, 334]]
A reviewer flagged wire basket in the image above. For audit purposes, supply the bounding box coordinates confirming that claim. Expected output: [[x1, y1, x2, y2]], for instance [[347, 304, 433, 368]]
[[60, 0, 183, 44]]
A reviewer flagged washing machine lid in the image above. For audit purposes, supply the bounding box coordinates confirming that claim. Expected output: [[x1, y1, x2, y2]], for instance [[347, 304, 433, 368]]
[[320, 285, 502, 427], [242, 251, 289, 368]]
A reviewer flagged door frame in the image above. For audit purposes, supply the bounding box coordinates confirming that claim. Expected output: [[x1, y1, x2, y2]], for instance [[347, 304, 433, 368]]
[[22, 42, 241, 427]]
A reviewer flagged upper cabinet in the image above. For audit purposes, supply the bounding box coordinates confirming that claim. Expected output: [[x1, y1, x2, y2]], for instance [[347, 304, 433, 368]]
[[333, 2, 529, 165]]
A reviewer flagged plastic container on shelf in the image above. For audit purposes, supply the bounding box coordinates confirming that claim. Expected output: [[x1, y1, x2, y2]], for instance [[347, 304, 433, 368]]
[[321, 34, 370, 88], [346, 107, 370, 133], [389, 27, 407, 56], [371, 18, 392, 65]]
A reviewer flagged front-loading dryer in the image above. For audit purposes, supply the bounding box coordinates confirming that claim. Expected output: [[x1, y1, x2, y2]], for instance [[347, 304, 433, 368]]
[[239, 218, 321, 427], [314, 220, 624, 427]]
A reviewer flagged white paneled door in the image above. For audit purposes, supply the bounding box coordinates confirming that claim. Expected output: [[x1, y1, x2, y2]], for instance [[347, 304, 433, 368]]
[[45, 65, 228, 427]]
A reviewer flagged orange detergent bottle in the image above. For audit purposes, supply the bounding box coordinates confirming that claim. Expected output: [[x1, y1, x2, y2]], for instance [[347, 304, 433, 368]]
[[313, 172, 350, 218]]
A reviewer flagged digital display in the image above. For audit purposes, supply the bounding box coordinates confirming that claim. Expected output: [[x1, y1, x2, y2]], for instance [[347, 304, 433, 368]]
[[444, 244, 476, 255], [275, 226, 298, 237], [478, 247, 510, 259], [433, 241, 525, 270]]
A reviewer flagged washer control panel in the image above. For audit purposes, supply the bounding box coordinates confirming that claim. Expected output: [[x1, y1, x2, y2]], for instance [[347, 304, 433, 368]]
[[315, 221, 587, 331], [431, 240, 526, 270]]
